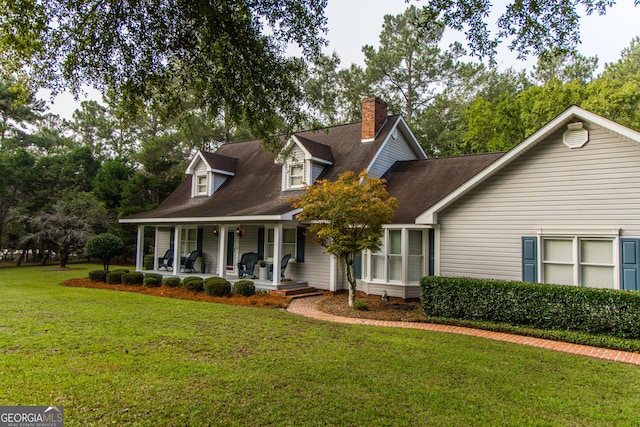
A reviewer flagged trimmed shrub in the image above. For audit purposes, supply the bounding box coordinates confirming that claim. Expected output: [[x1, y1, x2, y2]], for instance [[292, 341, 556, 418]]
[[143, 254, 155, 270], [84, 233, 125, 270], [106, 270, 126, 284], [204, 277, 232, 297], [89, 270, 109, 282], [234, 280, 256, 297], [353, 300, 369, 311], [421, 276, 640, 339], [143, 273, 163, 287], [182, 276, 204, 292], [122, 272, 144, 285], [162, 277, 181, 288]]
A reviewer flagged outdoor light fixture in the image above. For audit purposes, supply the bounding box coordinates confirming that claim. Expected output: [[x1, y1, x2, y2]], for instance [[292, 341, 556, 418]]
[[235, 227, 243, 237], [212, 226, 219, 236]]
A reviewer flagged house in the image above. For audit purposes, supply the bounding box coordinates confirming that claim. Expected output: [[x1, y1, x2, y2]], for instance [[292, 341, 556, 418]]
[[417, 106, 640, 291], [120, 97, 500, 297], [121, 101, 640, 296]]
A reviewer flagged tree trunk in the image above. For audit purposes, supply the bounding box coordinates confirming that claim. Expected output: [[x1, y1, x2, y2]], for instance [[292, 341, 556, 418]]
[[343, 253, 357, 307], [59, 250, 69, 268]]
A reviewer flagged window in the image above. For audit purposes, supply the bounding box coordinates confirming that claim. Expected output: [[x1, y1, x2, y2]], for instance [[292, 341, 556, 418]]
[[180, 228, 198, 257], [288, 164, 304, 188], [370, 229, 424, 283], [266, 228, 297, 261], [542, 237, 615, 289], [196, 175, 208, 195]]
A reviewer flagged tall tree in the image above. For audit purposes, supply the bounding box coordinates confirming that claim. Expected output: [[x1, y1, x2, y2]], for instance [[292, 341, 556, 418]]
[[0, 149, 36, 252], [0, 0, 328, 153], [417, 0, 637, 61], [0, 78, 44, 146], [292, 171, 397, 307], [531, 51, 599, 85], [363, 6, 477, 123]]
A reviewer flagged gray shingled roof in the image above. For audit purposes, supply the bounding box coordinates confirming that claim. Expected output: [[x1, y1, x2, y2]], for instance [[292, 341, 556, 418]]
[[123, 118, 504, 224], [382, 152, 504, 223]]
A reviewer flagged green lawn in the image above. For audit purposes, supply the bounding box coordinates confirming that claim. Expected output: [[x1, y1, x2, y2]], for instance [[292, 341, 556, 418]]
[[1, 264, 640, 426]]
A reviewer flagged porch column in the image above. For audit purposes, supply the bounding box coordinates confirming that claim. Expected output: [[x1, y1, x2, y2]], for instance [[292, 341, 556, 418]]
[[272, 223, 283, 287], [329, 254, 337, 292], [217, 225, 228, 278], [136, 225, 144, 271], [402, 228, 409, 285], [172, 226, 181, 276]]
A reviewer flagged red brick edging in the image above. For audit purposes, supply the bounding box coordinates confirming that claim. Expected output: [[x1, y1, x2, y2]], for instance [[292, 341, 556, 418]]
[[287, 296, 640, 366]]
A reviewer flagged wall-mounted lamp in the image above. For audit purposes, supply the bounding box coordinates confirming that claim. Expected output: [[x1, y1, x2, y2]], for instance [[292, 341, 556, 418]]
[[212, 226, 219, 236], [235, 227, 243, 238]]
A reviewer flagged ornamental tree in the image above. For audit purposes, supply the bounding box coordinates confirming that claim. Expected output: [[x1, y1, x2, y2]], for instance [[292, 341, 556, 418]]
[[292, 170, 397, 307], [84, 233, 125, 270]]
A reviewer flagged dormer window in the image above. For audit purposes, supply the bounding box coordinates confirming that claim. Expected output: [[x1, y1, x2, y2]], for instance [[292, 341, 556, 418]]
[[196, 175, 208, 196], [288, 164, 304, 188]]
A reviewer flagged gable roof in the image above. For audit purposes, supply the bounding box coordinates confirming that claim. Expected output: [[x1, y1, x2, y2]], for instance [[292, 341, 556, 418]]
[[416, 105, 640, 224], [383, 153, 504, 224], [122, 116, 415, 223], [185, 151, 238, 176]]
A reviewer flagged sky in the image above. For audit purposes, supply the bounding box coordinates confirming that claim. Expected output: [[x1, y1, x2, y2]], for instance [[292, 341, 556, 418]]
[[44, 0, 639, 119]]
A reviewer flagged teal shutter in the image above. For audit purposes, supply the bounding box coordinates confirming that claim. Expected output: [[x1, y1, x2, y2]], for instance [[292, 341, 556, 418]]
[[522, 237, 537, 282], [296, 227, 305, 262], [169, 228, 175, 250], [354, 251, 362, 279], [428, 229, 435, 276], [257, 228, 265, 259], [197, 227, 203, 254], [621, 238, 640, 291]]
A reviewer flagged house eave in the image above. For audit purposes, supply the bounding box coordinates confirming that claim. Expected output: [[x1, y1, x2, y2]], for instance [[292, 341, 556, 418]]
[[119, 210, 302, 225]]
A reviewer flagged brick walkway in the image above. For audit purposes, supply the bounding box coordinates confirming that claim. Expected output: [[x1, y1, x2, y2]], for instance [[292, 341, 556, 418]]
[[287, 296, 640, 366]]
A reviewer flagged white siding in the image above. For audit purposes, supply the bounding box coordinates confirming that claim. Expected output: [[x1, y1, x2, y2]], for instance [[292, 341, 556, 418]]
[[368, 130, 419, 178], [438, 125, 640, 281], [155, 227, 172, 269], [287, 242, 332, 290]]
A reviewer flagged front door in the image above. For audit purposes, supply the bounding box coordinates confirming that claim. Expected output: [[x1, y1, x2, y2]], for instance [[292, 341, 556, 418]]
[[226, 231, 235, 272]]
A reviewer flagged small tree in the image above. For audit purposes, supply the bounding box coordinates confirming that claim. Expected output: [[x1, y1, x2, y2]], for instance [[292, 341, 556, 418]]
[[292, 170, 397, 307], [84, 233, 125, 270]]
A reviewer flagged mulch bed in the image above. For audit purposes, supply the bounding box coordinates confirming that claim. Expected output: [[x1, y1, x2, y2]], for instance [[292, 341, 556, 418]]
[[61, 278, 426, 322]]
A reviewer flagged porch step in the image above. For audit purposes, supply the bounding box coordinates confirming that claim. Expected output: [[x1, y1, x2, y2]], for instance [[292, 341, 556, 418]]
[[276, 285, 323, 298]]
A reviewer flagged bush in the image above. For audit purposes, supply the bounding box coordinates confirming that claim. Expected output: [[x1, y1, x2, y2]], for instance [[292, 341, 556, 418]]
[[204, 277, 231, 297], [143, 254, 155, 270], [89, 270, 109, 282], [84, 233, 125, 270], [182, 276, 204, 292], [143, 273, 163, 287], [106, 270, 126, 284], [122, 272, 144, 285], [234, 280, 256, 297], [420, 276, 640, 339], [353, 300, 369, 311], [162, 277, 181, 288]]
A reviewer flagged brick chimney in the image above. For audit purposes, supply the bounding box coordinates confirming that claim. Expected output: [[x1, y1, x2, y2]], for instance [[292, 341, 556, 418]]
[[361, 96, 388, 142]]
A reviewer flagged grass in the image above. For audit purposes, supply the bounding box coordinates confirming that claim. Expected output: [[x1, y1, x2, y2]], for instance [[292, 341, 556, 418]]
[[2, 264, 640, 426]]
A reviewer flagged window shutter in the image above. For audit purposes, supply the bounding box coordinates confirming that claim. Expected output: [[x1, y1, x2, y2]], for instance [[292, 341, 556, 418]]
[[428, 229, 435, 276], [354, 251, 362, 279], [296, 227, 305, 262], [169, 228, 175, 250], [621, 238, 640, 291], [257, 227, 265, 259], [197, 227, 203, 254], [522, 237, 537, 282]]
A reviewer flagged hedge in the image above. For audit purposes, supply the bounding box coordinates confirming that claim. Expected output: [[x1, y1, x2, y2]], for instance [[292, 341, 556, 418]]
[[162, 277, 181, 288], [89, 270, 109, 282], [233, 280, 256, 297], [420, 276, 640, 339], [204, 277, 232, 297], [143, 273, 163, 287], [106, 270, 128, 285], [182, 276, 204, 292], [122, 272, 144, 285]]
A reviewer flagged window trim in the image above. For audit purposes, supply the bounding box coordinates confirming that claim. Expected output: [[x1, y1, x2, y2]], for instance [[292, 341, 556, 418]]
[[536, 229, 620, 289], [195, 174, 208, 196], [265, 227, 298, 262], [369, 228, 426, 284], [287, 163, 304, 189]]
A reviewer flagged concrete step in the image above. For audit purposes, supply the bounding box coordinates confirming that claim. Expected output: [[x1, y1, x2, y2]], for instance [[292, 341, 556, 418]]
[[288, 291, 324, 299], [278, 286, 317, 296]]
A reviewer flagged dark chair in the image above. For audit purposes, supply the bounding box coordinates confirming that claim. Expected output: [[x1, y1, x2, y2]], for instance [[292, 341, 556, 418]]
[[269, 253, 291, 281], [237, 252, 261, 278], [158, 249, 174, 271], [180, 250, 200, 273]]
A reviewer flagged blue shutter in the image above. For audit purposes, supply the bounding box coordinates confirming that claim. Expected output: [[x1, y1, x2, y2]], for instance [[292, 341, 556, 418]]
[[197, 227, 203, 254], [522, 237, 538, 282], [257, 228, 265, 259], [354, 251, 362, 279], [428, 229, 435, 276], [169, 228, 175, 250], [296, 227, 305, 262], [621, 238, 640, 291]]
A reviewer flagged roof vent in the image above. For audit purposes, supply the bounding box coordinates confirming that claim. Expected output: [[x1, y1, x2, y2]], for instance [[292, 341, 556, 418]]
[[563, 122, 589, 149]]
